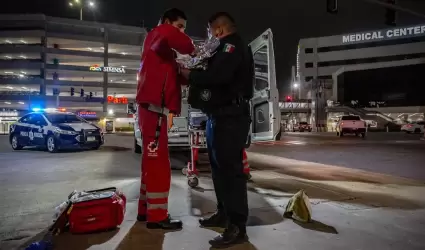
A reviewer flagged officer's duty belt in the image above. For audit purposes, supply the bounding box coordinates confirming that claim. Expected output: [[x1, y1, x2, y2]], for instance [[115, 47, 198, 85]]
[[140, 103, 169, 116], [209, 102, 250, 117]]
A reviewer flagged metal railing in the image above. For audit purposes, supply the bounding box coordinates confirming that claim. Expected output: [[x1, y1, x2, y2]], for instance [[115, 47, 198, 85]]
[[279, 102, 312, 109]]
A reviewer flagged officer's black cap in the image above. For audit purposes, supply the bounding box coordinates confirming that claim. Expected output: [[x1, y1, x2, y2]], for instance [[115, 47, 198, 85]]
[[208, 12, 235, 25]]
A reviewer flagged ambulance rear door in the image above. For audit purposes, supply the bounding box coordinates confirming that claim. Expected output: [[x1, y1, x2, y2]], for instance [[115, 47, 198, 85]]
[[249, 29, 281, 142]]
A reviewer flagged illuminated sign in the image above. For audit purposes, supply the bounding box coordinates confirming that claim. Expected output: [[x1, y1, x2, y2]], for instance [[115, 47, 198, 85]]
[[107, 96, 128, 104], [77, 111, 97, 118], [0, 111, 19, 117], [342, 24, 425, 44], [89, 65, 126, 73]]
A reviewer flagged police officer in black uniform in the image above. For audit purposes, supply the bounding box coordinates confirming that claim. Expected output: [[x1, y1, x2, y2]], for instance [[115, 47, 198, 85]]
[[180, 12, 254, 248]]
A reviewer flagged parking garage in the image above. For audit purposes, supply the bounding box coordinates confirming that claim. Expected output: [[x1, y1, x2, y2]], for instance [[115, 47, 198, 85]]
[[0, 14, 146, 132]]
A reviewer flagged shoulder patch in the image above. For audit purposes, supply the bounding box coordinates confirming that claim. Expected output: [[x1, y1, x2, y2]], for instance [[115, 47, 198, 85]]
[[223, 43, 235, 53]]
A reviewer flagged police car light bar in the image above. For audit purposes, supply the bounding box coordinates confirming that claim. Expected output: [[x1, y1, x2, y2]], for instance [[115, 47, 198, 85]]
[[31, 108, 67, 112]]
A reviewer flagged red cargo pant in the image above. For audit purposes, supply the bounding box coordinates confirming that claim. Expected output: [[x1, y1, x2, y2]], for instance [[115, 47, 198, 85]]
[[243, 149, 250, 174], [138, 106, 170, 223]]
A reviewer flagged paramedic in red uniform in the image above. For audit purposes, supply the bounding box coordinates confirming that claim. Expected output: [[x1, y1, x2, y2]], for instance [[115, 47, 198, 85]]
[[136, 8, 195, 230]]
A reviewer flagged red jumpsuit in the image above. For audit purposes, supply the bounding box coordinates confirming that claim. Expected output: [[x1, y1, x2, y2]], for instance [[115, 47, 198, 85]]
[[136, 24, 195, 222], [242, 149, 250, 175]]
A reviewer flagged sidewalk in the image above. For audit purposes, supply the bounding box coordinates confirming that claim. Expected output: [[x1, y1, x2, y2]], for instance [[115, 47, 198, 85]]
[[17, 156, 425, 250]]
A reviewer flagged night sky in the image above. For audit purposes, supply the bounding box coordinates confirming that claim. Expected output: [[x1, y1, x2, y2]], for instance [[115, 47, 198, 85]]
[[2, 0, 425, 96]]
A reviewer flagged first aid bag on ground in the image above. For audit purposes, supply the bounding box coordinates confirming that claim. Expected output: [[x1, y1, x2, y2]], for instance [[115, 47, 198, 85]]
[[67, 187, 126, 234], [284, 190, 312, 223]]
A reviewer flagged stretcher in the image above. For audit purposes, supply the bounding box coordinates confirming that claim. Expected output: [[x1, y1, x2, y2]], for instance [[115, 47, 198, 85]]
[[181, 110, 252, 188], [181, 110, 208, 188]]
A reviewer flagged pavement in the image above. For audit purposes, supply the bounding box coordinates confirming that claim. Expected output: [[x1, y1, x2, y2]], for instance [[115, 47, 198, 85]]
[[0, 133, 424, 250]]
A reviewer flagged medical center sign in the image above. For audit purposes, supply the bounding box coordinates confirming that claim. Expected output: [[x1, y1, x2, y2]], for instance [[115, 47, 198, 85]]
[[89, 65, 126, 73], [342, 24, 425, 44]]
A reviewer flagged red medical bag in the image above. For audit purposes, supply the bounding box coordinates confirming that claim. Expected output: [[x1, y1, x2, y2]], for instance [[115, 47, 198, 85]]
[[68, 187, 126, 234]]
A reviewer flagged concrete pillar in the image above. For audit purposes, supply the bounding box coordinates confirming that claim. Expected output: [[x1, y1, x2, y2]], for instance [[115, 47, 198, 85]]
[[313, 79, 328, 132], [40, 36, 47, 101], [102, 28, 109, 117]]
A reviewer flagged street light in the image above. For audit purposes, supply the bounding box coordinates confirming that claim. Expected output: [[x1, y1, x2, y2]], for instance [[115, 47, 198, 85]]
[[291, 81, 301, 100], [68, 0, 96, 21]]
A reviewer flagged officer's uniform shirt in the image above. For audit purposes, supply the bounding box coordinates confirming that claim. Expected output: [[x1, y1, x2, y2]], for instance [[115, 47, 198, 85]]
[[188, 33, 254, 115]]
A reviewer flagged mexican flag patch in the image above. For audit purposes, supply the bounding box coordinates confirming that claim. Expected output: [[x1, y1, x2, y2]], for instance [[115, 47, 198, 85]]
[[223, 43, 235, 53]]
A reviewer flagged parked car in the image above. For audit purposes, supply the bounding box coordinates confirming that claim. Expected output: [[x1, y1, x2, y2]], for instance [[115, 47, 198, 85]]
[[293, 122, 312, 132], [336, 115, 367, 138], [10, 110, 104, 152], [401, 121, 425, 134]]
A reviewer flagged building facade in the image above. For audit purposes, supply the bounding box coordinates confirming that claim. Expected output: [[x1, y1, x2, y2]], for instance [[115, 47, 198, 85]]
[[0, 14, 146, 119], [297, 23, 425, 129]]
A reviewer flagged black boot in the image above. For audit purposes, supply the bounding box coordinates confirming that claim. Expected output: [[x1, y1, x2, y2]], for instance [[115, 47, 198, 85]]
[[137, 214, 147, 222], [209, 224, 248, 248], [146, 215, 183, 230], [199, 211, 227, 228]]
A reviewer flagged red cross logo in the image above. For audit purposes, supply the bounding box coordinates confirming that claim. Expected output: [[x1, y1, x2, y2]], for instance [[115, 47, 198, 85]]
[[147, 141, 158, 153]]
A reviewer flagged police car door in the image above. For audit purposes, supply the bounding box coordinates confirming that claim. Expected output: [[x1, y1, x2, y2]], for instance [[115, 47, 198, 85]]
[[14, 114, 32, 146], [28, 114, 47, 146], [249, 29, 280, 142]]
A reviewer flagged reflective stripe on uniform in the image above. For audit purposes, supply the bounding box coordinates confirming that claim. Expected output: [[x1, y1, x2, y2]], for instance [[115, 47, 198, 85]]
[[142, 103, 170, 115], [147, 192, 169, 199], [147, 203, 168, 210], [139, 194, 146, 200]]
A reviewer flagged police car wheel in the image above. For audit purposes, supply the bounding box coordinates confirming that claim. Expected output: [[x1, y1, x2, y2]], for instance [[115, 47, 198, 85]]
[[46, 135, 58, 153], [11, 135, 23, 150]]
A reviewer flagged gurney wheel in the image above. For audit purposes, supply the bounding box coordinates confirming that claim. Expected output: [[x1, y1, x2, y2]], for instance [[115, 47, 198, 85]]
[[188, 177, 199, 188], [245, 173, 252, 181], [182, 167, 188, 176]]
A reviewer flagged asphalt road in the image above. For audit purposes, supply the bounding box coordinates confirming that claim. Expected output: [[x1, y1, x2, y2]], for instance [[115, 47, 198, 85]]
[[0, 132, 424, 249], [250, 132, 425, 181]]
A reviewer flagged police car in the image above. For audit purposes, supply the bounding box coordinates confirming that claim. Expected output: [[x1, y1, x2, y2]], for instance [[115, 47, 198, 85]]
[[9, 110, 104, 152]]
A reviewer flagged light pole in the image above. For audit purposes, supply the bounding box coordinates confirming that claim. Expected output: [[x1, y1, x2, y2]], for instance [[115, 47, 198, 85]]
[[69, 0, 95, 21]]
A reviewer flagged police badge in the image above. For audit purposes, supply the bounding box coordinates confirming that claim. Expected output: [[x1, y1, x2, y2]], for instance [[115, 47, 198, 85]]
[[200, 89, 211, 101], [176, 30, 221, 111]]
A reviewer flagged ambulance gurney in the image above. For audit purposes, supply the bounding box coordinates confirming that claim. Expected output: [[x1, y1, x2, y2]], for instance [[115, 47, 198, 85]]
[[51, 187, 126, 234], [181, 110, 208, 188]]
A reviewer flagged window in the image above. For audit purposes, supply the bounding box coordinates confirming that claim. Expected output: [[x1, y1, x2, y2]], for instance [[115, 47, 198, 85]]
[[318, 53, 425, 67], [305, 76, 313, 82], [31, 114, 47, 126], [305, 62, 314, 68], [255, 77, 269, 91], [253, 45, 269, 91], [19, 114, 32, 123], [305, 48, 314, 54], [44, 114, 85, 124], [342, 115, 361, 120]]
